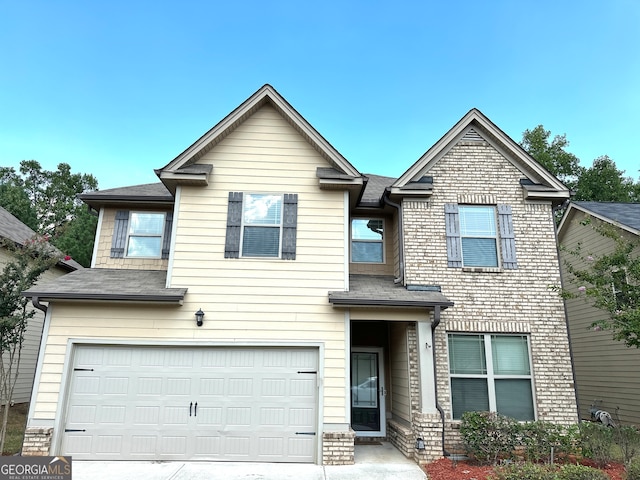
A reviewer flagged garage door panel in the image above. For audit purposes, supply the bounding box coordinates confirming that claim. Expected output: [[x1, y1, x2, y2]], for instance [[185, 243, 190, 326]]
[[62, 346, 318, 462]]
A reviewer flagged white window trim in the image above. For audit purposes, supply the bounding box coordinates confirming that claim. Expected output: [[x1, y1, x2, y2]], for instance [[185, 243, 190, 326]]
[[350, 217, 385, 264], [448, 333, 536, 420], [125, 211, 166, 259], [459, 205, 500, 268], [239, 193, 284, 259]]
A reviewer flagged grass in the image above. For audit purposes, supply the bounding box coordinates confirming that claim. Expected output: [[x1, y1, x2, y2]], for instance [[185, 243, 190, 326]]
[[0, 402, 28, 455]]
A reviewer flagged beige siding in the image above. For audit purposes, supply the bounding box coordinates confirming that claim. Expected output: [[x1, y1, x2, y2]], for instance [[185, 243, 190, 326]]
[[403, 139, 577, 425], [32, 105, 349, 426], [560, 211, 640, 425], [93, 207, 170, 270], [389, 322, 411, 423], [0, 249, 68, 404]]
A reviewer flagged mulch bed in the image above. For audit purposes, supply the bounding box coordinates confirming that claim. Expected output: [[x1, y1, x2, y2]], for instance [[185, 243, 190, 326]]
[[423, 457, 626, 480]]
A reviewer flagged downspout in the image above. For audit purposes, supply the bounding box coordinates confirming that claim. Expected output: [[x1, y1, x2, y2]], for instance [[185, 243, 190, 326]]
[[553, 200, 581, 422], [382, 190, 404, 284], [31, 296, 47, 314], [431, 306, 449, 456]]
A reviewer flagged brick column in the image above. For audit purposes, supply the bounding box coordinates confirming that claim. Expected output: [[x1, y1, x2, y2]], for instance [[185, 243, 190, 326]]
[[322, 429, 355, 465], [21, 427, 53, 456]]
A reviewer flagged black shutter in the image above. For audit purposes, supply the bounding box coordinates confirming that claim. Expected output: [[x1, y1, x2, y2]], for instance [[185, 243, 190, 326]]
[[161, 212, 173, 260], [444, 203, 462, 268], [498, 204, 517, 269], [110, 210, 130, 258], [281, 194, 298, 260], [225, 192, 243, 258]]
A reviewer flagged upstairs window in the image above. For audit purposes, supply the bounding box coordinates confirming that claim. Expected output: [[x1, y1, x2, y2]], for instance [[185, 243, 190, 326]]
[[459, 206, 498, 267], [351, 218, 384, 263], [445, 203, 517, 269], [448, 333, 535, 421], [127, 212, 166, 258], [225, 192, 298, 260], [110, 210, 173, 259]]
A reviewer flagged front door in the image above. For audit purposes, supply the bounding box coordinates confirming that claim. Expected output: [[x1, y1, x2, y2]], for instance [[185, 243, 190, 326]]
[[350, 348, 385, 437]]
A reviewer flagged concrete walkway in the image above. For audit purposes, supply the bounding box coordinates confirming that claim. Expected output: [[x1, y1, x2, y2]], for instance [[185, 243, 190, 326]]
[[72, 442, 427, 480]]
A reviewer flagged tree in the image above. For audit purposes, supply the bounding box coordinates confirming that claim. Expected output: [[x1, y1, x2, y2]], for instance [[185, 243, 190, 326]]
[[1, 161, 99, 267], [520, 125, 582, 190], [0, 236, 60, 452], [560, 218, 640, 348], [574, 156, 640, 202]]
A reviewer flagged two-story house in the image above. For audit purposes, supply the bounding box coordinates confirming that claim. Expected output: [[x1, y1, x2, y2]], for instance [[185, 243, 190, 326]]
[[558, 201, 640, 426], [22, 85, 578, 465]]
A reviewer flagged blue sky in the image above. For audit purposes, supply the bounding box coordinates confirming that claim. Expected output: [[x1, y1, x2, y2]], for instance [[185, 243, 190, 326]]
[[1, 1, 638, 190]]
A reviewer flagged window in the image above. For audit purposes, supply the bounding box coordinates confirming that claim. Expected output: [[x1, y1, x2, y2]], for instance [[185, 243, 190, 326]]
[[459, 206, 498, 267], [225, 192, 298, 260], [126, 212, 166, 257], [612, 268, 636, 308], [110, 210, 173, 259], [351, 218, 384, 263], [448, 333, 534, 421], [445, 203, 517, 269]]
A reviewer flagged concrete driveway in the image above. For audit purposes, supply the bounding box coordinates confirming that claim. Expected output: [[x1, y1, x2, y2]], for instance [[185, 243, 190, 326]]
[[72, 442, 428, 480]]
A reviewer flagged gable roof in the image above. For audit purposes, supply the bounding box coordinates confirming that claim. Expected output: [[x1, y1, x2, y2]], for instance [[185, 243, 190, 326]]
[[156, 84, 363, 194], [0, 206, 82, 271], [559, 201, 640, 237], [390, 108, 570, 204]]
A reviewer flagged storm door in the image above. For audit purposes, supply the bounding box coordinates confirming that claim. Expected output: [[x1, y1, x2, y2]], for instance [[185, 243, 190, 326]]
[[350, 347, 386, 436]]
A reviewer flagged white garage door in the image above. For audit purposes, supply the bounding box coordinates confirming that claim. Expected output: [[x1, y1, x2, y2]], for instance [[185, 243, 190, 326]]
[[61, 345, 318, 462]]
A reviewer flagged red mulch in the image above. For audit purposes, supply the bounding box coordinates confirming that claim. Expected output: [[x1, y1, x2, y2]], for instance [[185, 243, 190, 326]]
[[423, 457, 626, 480]]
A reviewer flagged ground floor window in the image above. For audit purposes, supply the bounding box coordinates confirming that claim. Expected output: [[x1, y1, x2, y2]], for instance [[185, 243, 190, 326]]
[[448, 333, 535, 421]]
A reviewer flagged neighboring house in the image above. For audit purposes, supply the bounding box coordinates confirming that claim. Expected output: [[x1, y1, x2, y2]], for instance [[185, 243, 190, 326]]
[[0, 206, 81, 404], [21, 85, 578, 465], [558, 201, 640, 426]]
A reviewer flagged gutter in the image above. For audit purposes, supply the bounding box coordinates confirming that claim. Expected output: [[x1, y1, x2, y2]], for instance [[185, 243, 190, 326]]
[[431, 306, 450, 457], [382, 189, 404, 284], [31, 296, 48, 314]]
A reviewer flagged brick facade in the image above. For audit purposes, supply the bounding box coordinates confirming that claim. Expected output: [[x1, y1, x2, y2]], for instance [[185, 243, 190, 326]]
[[322, 429, 356, 465], [21, 427, 52, 456]]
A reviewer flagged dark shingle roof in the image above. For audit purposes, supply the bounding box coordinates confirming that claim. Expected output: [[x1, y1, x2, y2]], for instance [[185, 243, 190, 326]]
[[329, 275, 453, 308], [574, 202, 640, 233], [361, 174, 396, 205], [79, 183, 174, 209], [23, 269, 187, 303], [0, 207, 82, 271]]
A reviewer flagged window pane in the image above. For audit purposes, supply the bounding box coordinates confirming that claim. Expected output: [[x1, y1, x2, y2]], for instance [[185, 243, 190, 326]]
[[352, 219, 383, 240], [127, 236, 162, 257], [492, 336, 530, 375], [130, 213, 164, 235], [495, 379, 534, 421], [242, 226, 280, 257], [352, 241, 383, 263], [462, 238, 498, 267], [451, 378, 489, 419], [459, 207, 496, 236], [243, 194, 282, 225], [448, 335, 486, 374]]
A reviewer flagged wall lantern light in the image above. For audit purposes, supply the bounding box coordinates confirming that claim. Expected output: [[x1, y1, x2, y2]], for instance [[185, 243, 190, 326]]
[[415, 437, 425, 451], [195, 308, 205, 327]]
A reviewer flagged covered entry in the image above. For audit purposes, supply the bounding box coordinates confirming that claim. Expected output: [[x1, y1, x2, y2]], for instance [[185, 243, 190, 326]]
[[60, 345, 318, 462]]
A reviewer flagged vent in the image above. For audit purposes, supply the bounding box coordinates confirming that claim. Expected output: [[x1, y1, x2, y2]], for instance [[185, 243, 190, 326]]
[[462, 128, 484, 142]]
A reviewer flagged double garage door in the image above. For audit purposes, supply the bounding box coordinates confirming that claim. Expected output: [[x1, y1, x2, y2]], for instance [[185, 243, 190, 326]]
[[61, 345, 318, 462]]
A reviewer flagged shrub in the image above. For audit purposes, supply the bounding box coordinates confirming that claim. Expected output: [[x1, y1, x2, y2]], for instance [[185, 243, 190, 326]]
[[460, 411, 520, 465], [579, 422, 615, 467], [613, 425, 640, 468], [625, 458, 640, 480], [521, 421, 579, 463], [490, 463, 608, 480]]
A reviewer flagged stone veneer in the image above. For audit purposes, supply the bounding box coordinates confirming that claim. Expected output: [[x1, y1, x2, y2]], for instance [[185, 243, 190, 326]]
[[322, 429, 356, 465], [21, 427, 52, 456]]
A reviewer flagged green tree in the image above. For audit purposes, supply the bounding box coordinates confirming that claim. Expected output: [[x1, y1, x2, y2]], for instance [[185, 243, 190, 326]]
[[0, 236, 60, 452], [560, 219, 640, 348], [520, 125, 582, 190], [1, 161, 99, 266], [574, 155, 640, 202]]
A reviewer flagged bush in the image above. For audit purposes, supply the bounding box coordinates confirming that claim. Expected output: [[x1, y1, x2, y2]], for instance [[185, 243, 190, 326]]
[[613, 425, 640, 468], [521, 421, 579, 463], [460, 411, 520, 465], [625, 458, 640, 480], [490, 463, 608, 480], [579, 422, 615, 467]]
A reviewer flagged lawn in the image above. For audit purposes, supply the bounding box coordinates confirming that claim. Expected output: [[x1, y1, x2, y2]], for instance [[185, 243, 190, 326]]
[[1, 402, 28, 455]]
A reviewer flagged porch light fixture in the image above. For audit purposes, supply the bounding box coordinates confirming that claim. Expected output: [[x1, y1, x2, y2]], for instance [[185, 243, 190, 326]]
[[195, 309, 205, 327], [415, 437, 425, 451]]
